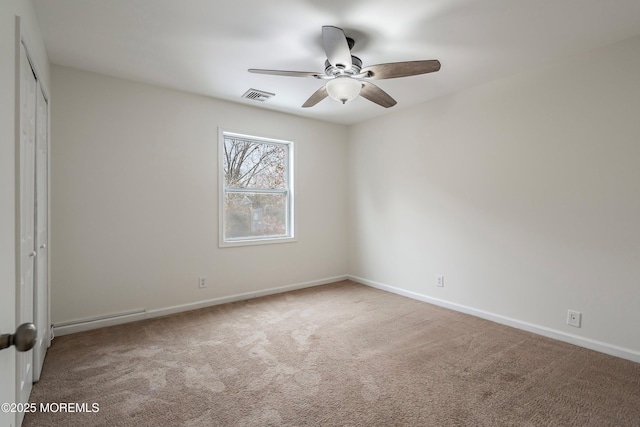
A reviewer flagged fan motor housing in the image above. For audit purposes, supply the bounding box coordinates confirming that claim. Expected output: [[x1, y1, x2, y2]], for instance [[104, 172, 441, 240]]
[[324, 56, 362, 77]]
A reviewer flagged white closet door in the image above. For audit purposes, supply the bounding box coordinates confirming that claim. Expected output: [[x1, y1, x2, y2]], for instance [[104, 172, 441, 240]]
[[33, 83, 49, 382], [17, 43, 37, 426]]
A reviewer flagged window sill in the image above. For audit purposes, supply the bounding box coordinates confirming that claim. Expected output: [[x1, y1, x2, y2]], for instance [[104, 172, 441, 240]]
[[219, 236, 297, 248]]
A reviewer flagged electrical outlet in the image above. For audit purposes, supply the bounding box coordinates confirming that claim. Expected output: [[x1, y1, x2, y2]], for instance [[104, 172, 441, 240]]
[[567, 310, 581, 328], [198, 276, 207, 289], [436, 275, 445, 287]]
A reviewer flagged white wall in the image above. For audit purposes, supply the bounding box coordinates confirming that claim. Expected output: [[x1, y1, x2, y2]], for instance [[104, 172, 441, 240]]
[[0, 0, 50, 424], [348, 35, 640, 357], [51, 66, 348, 325]]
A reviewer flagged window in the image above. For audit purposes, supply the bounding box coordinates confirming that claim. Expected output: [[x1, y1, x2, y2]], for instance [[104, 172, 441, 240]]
[[219, 130, 294, 246]]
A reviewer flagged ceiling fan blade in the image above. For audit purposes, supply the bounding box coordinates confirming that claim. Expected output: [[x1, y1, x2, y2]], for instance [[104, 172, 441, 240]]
[[302, 85, 328, 108], [322, 26, 352, 70], [362, 60, 441, 80], [248, 69, 323, 78], [360, 81, 397, 108]]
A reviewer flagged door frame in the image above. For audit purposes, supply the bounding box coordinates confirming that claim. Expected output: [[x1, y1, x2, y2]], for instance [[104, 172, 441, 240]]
[[13, 15, 51, 426], [18, 12, 52, 386]]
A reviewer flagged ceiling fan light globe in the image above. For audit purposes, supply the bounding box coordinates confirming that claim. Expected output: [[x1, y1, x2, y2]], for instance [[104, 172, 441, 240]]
[[326, 76, 362, 104]]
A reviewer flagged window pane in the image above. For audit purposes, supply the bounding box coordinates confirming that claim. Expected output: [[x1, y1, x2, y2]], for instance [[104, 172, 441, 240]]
[[224, 192, 288, 239], [223, 138, 286, 190]]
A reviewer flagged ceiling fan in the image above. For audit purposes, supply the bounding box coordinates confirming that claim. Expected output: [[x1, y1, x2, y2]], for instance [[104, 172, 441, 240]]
[[248, 26, 441, 108]]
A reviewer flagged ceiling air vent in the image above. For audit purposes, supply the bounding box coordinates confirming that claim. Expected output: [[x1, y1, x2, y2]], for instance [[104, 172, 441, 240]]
[[242, 88, 275, 102]]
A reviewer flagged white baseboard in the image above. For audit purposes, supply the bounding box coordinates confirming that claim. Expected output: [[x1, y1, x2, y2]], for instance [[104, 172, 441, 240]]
[[349, 275, 640, 364], [53, 275, 348, 337]]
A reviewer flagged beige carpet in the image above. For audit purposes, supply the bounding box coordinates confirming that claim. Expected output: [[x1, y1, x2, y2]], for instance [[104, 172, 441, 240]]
[[26, 280, 640, 426]]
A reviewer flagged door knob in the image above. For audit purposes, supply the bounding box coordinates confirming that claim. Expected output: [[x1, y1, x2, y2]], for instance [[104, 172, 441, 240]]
[[0, 323, 37, 352], [40, 244, 46, 249], [29, 251, 37, 258]]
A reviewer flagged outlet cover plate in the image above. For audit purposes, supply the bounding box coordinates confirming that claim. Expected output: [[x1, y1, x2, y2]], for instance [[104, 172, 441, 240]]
[[567, 310, 581, 328], [436, 275, 445, 287]]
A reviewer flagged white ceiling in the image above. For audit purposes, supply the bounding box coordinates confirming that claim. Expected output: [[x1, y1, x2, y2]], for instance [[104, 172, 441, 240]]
[[33, 0, 640, 125]]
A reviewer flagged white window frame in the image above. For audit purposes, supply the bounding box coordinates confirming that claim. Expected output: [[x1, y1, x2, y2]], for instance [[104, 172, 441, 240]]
[[218, 129, 295, 247]]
